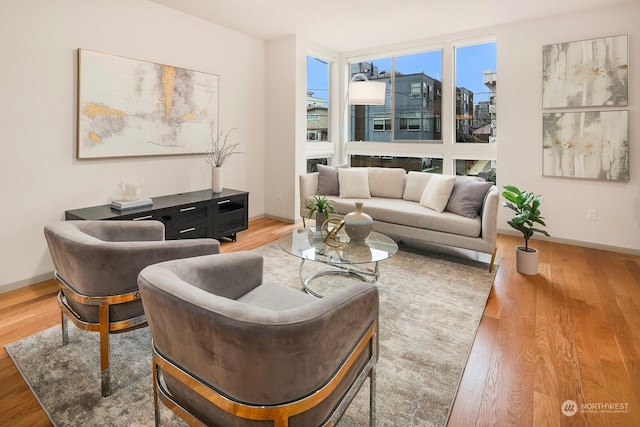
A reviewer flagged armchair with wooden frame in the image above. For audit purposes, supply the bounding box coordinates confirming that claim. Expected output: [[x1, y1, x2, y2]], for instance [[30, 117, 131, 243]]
[[43, 220, 220, 397], [138, 251, 379, 426]]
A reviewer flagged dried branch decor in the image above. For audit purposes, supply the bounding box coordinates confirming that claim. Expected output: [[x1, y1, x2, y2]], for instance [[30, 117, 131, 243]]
[[205, 128, 243, 167]]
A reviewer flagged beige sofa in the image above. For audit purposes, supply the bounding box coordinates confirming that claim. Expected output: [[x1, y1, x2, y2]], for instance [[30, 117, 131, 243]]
[[299, 166, 499, 271]]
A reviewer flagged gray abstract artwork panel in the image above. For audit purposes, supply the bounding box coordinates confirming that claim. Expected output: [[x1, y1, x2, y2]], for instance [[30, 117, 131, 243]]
[[543, 111, 628, 181], [77, 49, 219, 159], [542, 35, 628, 108]]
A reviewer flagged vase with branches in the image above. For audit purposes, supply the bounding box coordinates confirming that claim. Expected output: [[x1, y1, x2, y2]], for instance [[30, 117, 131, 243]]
[[205, 128, 242, 192]]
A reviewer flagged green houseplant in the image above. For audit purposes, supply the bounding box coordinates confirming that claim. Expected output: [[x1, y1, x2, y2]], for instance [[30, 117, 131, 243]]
[[501, 185, 550, 275], [306, 195, 336, 226]]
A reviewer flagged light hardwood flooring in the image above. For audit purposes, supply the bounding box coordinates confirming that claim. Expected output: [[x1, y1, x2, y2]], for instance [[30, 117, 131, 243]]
[[0, 218, 638, 426]]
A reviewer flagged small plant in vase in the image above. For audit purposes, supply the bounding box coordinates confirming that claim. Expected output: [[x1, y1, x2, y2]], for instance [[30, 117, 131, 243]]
[[306, 195, 336, 227], [205, 128, 243, 193], [502, 185, 550, 275]]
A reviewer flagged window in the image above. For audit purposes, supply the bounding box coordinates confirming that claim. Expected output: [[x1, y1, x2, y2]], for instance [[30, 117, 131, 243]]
[[455, 159, 496, 183], [349, 50, 442, 143], [373, 112, 391, 131], [410, 82, 421, 98], [306, 55, 330, 143], [399, 112, 420, 131], [350, 155, 443, 173], [307, 158, 328, 173], [343, 36, 496, 178], [455, 42, 496, 144]]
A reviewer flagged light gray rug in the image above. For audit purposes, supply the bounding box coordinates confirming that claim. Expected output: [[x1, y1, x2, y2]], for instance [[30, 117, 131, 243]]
[[6, 242, 496, 426]]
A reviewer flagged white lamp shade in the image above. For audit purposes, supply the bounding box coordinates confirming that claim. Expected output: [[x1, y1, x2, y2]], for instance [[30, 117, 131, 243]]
[[348, 80, 386, 105]]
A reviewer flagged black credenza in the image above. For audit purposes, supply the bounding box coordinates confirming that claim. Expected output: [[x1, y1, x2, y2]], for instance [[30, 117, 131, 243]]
[[65, 188, 248, 241]]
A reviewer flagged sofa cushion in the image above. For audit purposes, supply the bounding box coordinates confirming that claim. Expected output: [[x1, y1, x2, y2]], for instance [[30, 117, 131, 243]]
[[317, 164, 348, 196], [338, 168, 371, 199], [403, 171, 434, 202], [419, 174, 456, 213], [368, 167, 406, 199], [445, 178, 493, 219], [322, 196, 482, 238]]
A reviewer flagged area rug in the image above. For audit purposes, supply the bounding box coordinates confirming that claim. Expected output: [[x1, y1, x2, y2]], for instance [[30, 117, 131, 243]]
[[6, 241, 497, 426]]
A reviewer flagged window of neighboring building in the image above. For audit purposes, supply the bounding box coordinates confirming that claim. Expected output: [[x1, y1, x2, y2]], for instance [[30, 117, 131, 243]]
[[455, 41, 496, 144], [399, 112, 420, 131], [373, 112, 391, 131], [306, 55, 330, 143], [410, 82, 421, 98]]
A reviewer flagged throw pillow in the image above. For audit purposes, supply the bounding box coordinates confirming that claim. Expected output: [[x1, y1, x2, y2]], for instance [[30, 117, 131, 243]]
[[317, 164, 348, 195], [445, 178, 493, 218], [403, 171, 434, 202], [419, 174, 456, 212], [338, 168, 371, 198], [368, 167, 406, 199]]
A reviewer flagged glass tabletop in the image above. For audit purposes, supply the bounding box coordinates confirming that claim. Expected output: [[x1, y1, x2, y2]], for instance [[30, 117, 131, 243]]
[[278, 227, 398, 265]]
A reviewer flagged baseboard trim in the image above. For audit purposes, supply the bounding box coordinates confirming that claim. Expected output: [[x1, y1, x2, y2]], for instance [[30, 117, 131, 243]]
[[1, 272, 53, 295], [497, 229, 640, 256]]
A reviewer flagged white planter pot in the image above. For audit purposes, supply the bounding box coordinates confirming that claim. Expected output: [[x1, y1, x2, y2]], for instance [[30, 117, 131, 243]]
[[211, 167, 223, 193], [515, 246, 538, 275]]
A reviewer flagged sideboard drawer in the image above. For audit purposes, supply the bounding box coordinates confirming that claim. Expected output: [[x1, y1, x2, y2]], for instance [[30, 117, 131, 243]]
[[164, 219, 211, 240]]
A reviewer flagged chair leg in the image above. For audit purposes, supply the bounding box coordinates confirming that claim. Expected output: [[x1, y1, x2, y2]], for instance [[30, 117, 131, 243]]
[[99, 303, 111, 397], [153, 359, 161, 426], [370, 367, 376, 427], [61, 311, 68, 346]]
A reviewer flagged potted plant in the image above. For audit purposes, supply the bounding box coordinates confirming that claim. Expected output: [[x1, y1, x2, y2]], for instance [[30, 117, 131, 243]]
[[205, 128, 242, 193], [306, 195, 336, 227], [501, 185, 550, 275]]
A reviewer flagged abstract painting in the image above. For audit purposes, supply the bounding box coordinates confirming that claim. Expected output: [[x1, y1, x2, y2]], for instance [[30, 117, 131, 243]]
[[542, 111, 628, 181], [77, 49, 219, 159], [542, 35, 628, 108]]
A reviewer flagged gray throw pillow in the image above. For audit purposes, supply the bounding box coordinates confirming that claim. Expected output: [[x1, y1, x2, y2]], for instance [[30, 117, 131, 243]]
[[317, 164, 348, 195], [445, 179, 493, 218]]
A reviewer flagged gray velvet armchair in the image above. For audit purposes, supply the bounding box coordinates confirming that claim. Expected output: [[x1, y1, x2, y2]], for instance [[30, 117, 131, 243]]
[[43, 220, 220, 397], [138, 251, 379, 427]]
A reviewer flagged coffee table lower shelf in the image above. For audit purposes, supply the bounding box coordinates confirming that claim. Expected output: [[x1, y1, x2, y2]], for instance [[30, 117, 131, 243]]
[[299, 259, 380, 298]]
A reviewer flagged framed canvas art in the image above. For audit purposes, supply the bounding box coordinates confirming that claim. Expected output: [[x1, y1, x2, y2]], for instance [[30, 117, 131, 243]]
[[542, 35, 628, 108], [77, 49, 219, 159], [542, 110, 628, 181]]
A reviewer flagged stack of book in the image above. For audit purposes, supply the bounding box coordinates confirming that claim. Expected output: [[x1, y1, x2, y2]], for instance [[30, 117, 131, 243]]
[[110, 198, 153, 211]]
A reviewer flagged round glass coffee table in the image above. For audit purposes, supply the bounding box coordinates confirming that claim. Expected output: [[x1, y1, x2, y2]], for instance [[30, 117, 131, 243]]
[[278, 227, 398, 297]]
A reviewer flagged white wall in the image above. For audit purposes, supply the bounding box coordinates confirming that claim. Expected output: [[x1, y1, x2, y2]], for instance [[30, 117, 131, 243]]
[[0, 0, 266, 292], [495, 2, 639, 252]]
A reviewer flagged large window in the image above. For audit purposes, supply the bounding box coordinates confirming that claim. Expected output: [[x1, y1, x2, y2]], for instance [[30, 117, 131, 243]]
[[306, 56, 330, 142], [349, 50, 442, 142], [455, 42, 496, 144], [344, 38, 496, 179]]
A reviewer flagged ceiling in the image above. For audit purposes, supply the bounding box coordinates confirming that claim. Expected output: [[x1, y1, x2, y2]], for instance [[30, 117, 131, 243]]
[[151, 0, 631, 52]]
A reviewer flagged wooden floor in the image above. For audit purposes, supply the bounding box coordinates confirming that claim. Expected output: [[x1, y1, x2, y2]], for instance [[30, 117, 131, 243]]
[[0, 218, 638, 426]]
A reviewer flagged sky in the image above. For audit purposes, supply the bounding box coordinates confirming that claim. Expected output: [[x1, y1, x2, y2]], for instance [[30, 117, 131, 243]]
[[307, 42, 496, 105]]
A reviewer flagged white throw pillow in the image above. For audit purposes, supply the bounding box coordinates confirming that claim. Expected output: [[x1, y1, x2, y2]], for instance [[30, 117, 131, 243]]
[[338, 168, 371, 198], [419, 174, 456, 212], [403, 171, 435, 202], [368, 167, 406, 199]]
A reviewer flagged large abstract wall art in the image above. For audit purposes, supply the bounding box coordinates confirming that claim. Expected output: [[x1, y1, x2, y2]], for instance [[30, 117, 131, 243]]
[[77, 49, 219, 159], [542, 35, 628, 108], [542, 110, 628, 181]]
